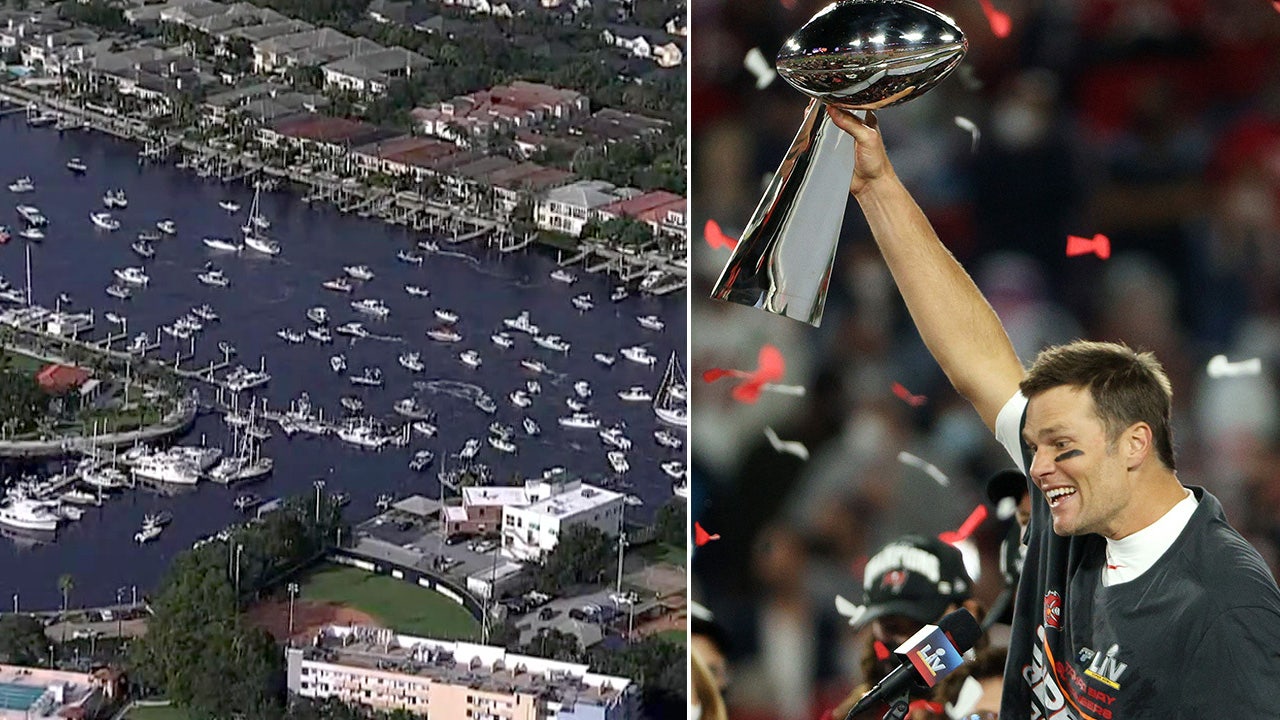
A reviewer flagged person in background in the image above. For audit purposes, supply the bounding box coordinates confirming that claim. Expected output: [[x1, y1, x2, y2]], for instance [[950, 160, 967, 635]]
[[923, 646, 1008, 720], [692, 600, 733, 696], [694, 644, 730, 720]]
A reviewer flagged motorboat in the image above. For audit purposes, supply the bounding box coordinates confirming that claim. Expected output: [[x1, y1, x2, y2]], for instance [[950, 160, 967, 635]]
[[337, 422, 389, 449], [409, 450, 434, 471], [599, 426, 633, 450], [81, 465, 128, 489], [573, 380, 592, 398], [526, 380, 541, 395], [434, 308, 458, 324], [459, 350, 482, 368], [323, 277, 353, 293], [509, 390, 532, 408], [620, 345, 657, 366], [397, 250, 423, 264], [350, 298, 390, 318], [203, 237, 242, 252], [550, 269, 577, 284], [306, 306, 329, 324], [491, 332, 514, 348], [66, 157, 88, 173], [411, 420, 437, 437], [90, 211, 120, 231], [60, 489, 101, 506], [244, 235, 281, 256], [523, 417, 540, 436], [306, 326, 333, 343], [224, 365, 271, 392], [637, 315, 665, 331], [427, 327, 461, 343], [398, 352, 425, 372], [130, 240, 155, 258], [503, 311, 540, 335], [8, 177, 34, 193], [572, 293, 594, 311], [234, 494, 264, 511], [533, 334, 571, 353], [565, 397, 586, 412], [593, 353, 616, 367], [394, 397, 433, 419], [558, 412, 600, 429], [197, 268, 229, 287], [330, 355, 347, 373], [18, 227, 43, 241], [16, 205, 46, 226], [405, 284, 430, 297], [488, 436, 517, 454], [137, 231, 162, 243], [618, 386, 652, 402], [489, 422, 515, 440], [191, 304, 218, 322], [219, 200, 240, 212], [343, 265, 374, 280], [132, 454, 199, 485], [610, 286, 628, 302], [277, 328, 305, 344], [339, 396, 364, 413], [0, 499, 61, 532], [156, 219, 177, 235], [520, 358, 548, 374], [474, 395, 497, 414], [418, 240, 440, 253], [113, 267, 150, 285], [135, 523, 162, 544], [349, 367, 383, 387], [662, 460, 687, 480], [104, 311, 123, 324], [607, 451, 630, 474], [335, 321, 368, 338], [102, 189, 128, 209], [458, 438, 482, 459]]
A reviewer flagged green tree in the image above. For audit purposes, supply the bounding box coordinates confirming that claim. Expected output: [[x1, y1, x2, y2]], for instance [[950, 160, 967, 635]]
[[534, 524, 612, 594], [0, 614, 47, 665], [589, 636, 686, 718], [57, 574, 74, 613], [518, 628, 582, 663], [654, 501, 686, 548]]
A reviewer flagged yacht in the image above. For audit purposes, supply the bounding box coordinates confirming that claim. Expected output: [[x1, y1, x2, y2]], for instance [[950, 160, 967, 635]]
[[397, 250, 423, 264], [618, 386, 652, 402], [607, 451, 630, 474], [156, 219, 177, 235], [637, 315, 665, 331], [323, 277, 353, 293], [474, 395, 497, 414], [620, 345, 657, 366], [276, 328, 305, 344], [509, 390, 532, 408], [599, 426, 633, 450], [593, 353, 616, 367], [66, 157, 88, 174], [523, 417, 540, 436], [16, 205, 46, 226], [350, 298, 390, 318], [329, 355, 347, 373], [427, 327, 461, 343], [652, 352, 689, 428], [458, 438, 482, 459], [349, 367, 383, 387], [60, 489, 101, 506], [398, 352, 425, 372], [571, 293, 594, 311], [550, 269, 577, 284], [337, 423, 389, 449], [202, 237, 242, 252], [434, 308, 458, 324], [0, 499, 61, 532], [411, 420, 437, 437], [405, 284, 430, 297], [488, 436, 517, 454], [7, 177, 34, 193], [102, 189, 128, 209], [90, 212, 120, 231], [306, 306, 329, 324], [135, 523, 163, 544], [340, 396, 364, 413], [503, 311, 540, 335], [335, 321, 368, 338], [244, 235, 281, 256], [191, 304, 218, 322], [130, 240, 155, 258], [132, 454, 199, 485], [661, 460, 687, 479], [210, 454, 273, 485], [343, 265, 374, 280], [19, 227, 43, 241], [459, 350, 482, 368], [82, 465, 128, 489], [306, 326, 333, 344], [219, 200, 241, 212], [409, 450, 434, 471], [113, 267, 150, 285], [520, 358, 548, 373], [394, 397, 432, 419], [573, 380, 592, 398], [197, 268, 229, 287], [533, 334, 571, 353], [491, 332, 514, 348], [224, 365, 271, 392], [558, 413, 600, 429]]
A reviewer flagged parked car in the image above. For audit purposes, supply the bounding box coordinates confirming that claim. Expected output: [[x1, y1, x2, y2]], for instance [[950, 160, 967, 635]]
[[538, 607, 560, 621], [445, 533, 471, 546]]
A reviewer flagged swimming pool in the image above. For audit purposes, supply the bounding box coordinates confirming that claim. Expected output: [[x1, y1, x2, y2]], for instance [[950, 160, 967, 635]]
[[0, 682, 45, 711]]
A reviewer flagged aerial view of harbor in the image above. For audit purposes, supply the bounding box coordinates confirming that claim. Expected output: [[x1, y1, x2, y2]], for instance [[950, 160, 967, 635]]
[[0, 108, 687, 611]]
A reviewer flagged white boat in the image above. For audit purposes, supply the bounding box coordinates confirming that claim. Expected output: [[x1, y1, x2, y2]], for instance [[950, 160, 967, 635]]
[[277, 328, 305, 344], [459, 350, 482, 368], [661, 460, 686, 479], [130, 240, 155, 258], [558, 412, 600, 429], [197, 269, 229, 287], [241, 185, 269, 232], [397, 250, 423, 264], [398, 352, 424, 372], [489, 422, 515, 439], [113, 267, 149, 285], [610, 286, 628, 302], [0, 499, 61, 532], [526, 380, 541, 395], [209, 446, 273, 484], [102, 189, 128, 209], [306, 306, 329, 324], [520, 358, 548, 373], [394, 397, 432, 419], [335, 321, 368, 338], [637, 315, 665, 331], [488, 436, 517, 454], [350, 298, 390, 317], [503, 311, 540, 336], [419, 240, 440, 252], [409, 450, 434, 471], [523, 417, 540, 435], [593, 353, 616, 366], [90, 211, 120, 231], [60, 489, 101, 506], [338, 423, 388, 449], [132, 455, 199, 485], [474, 395, 497, 414], [169, 446, 223, 472], [104, 311, 123, 324], [652, 352, 688, 428], [19, 227, 43, 241], [566, 397, 586, 412], [81, 465, 127, 489], [138, 231, 162, 242], [344, 265, 374, 280], [509, 390, 531, 407], [323, 277, 353, 293], [306, 326, 333, 343], [405, 284, 431, 297], [434, 308, 458, 324], [620, 345, 657, 366], [134, 523, 162, 544], [8, 177, 34, 193], [330, 355, 347, 373], [491, 332, 514, 348], [572, 293, 594, 311], [655, 428, 683, 449], [533, 334, 571, 353], [412, 420, 437, 437], [599, 426, 633, 450], [203, 237, 242, 252], [619, 386, 652, 402], [66, 157, 87, 173], [574, 380, 592, 398], [427, 327, 461, 343], [156, 219, 177, 235], [349, 367, 383, 387], [244, 235, 281, 256], [219, 200, 240, 212], [191, 304, 218, 322], [550, 269, 577, 284], [673, 479, 689, 499], [16, 205, 46, 226], [607, 450, 630, 474], [340, 396, 364, 413], [458, 438, 482, 459], [225, 365, 271, 392]]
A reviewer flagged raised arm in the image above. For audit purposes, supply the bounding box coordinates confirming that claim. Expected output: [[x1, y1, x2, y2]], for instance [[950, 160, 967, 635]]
[[828, 107, 1024, 431]]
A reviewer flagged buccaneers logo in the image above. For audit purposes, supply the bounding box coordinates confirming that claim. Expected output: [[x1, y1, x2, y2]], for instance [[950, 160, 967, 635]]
[[882, 570, 908, 593], [1043, 590, 1062, 630]]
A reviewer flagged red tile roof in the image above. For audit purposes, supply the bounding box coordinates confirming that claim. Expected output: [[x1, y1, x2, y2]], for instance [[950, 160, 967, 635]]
[[598, 190, 684, 219], [36, 364, 91, 394]]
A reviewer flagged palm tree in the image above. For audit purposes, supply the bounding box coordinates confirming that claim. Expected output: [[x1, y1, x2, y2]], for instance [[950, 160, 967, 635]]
[[58, 573, 74, 642]]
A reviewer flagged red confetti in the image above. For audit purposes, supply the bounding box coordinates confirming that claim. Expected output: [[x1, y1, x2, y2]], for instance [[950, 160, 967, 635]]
[[939, 505, 989, 545], [701, 368, 741, 383], [695, 522, 721, 546], [704, 345, 787, 404], [891, 382, 928, 407], [1066, 233, 1111, 260], [704, 219, 739, 251], [977, 0, 1012, 38]]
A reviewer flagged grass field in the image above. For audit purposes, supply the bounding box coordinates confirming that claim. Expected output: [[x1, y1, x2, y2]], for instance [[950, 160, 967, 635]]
[[126, 704, 190, 720], [638, 542, 686, 567], [657, 629, 686, 646], [297, 564, 481, 641]]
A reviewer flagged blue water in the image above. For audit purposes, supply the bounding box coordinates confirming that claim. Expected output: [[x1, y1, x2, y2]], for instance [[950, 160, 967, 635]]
[[0, 111, 686, 610], [0, 682, 43, 710]]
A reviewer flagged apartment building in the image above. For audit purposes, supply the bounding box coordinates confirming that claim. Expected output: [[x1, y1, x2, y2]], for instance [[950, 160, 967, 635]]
[[502, 481, 624, 561]]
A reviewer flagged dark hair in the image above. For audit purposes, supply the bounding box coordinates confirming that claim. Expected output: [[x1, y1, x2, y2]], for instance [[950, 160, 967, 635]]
[[1020, 340, 1176, 470], [932, 645, 1008, 709]]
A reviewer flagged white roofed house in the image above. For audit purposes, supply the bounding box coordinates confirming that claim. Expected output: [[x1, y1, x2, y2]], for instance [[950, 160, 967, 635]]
[[252, 27, 354, 74], [501, 480, 625, 562], [321, 46, 429, 96], [536, 179, 641, 237], [600, 26, 651, 60], [653, 40, 683, 68]]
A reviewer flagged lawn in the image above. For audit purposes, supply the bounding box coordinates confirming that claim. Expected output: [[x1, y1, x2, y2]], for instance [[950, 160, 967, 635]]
[[656, 629, 686, 646], [127, 704, 190, 720], [297, 564, 481, 641], [637, 542, 686, 567]]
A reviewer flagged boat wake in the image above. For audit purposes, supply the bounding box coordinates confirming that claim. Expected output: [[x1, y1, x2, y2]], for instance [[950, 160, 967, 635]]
[[414, 379, 484, 402]]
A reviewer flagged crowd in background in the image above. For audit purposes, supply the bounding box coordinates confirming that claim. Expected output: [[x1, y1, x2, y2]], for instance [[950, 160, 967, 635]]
[[688, 1, 1280, 718]]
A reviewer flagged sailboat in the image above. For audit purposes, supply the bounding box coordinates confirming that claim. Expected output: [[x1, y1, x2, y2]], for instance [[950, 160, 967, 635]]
[[209, 411, 274, 483], [240, 185, 270, 234], [652, 351, 688, 428]]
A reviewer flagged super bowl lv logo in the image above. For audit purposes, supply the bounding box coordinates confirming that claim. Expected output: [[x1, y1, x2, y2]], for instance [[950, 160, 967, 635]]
[[1082, 644, 1128, 690], [1043, 590, 1062, 630]]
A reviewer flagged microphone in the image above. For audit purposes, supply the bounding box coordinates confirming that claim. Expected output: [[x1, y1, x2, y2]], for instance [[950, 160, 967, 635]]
[[845, 609, 982, 719]]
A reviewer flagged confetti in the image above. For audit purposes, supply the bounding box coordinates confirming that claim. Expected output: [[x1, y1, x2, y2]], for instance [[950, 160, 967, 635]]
[[704, 219, 739, 251], [1274, 0, 1280, 12], [694, 522, 721, 547], [996, 496, 1018, 521], [834, 594, 867, 626], [976, 0, 1012, 38], [1066, 233, 1111, 260], [946, 676, 986, 720], [764, 426, 810, 460], [703, 345, 787, 404], [743, 47, 778, 90], [891, 382, 927, 407], [939, 505, 989, 545], [954, 116, 981, 153], [1206, 354, 1263, 379], [897, 451, 950, 486], [760, 383, 806, 396]]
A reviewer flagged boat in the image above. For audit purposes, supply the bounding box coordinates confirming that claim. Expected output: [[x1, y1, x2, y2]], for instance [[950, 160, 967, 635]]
[[418, 240, 440, 252], [398, 352, 425, 372], [504, 311, 540, 335], [459, 350, 482, 368], [104, 311, 123, 324], [191, 304, 218, 322], [661, 460, 686, 479], [66, 157, 88, 174], [337, 422, 389, 449], [16, 205, 46, 226], [7, 177, 34, 193], [132, 454, 199, 485], [130, 240, 155, 258], [405, 284, 430, 297], [489, 421, 515, 439], [202, 237, 242, 252], [572, 293, 594, 311], [18, 227, 43, 241], [376, 494, 394, 510], [81, 465, 127, 489], [474, 395, 497, 414], [219, 200, 240, 212], [134, 523, 162, 544], [523, 417, 540, 435], [409, 450, 434, 471], [60, 489, 101, 506], [427, 327, 461, 343], [620, 345, 657, 366], [306, 326, 333, 343], [306, 306, 329, 324], [488, 436, 517, 453], [211, 441, 273, 485], [241, 185, 270, 232], [350, 298, 390, 318], [168, 447, 222, 472], [113, 267, 150, 285], [637, 315, 665, 331], [573, 380, 592, 398], [0, 499, 61, 532], [526, 380, 541, 394], [27, 111, 57, 127], [619, 386, 652, 402], [599, 426, 632, 450], [607, 450, 630, 474], [550, 269, 577, 284], [102, 189, 128, 209], [458, 438, 482, 459], [234, 494, 264, 511], [276, 328, 305, 344], [397, 250, 423, 264], [558, 413, 600, 429], [244, 235, 281, 256], [218, 341, 236, 356], [434, 308, 459, 324], [594, 353, 617, 367], [610, 286, 629, 302], [344, 265, 374, 280], [520, 358, 548, 373], [197, 268, 229, 287], [330, 355, 347, 373], [624, 495, 644, 507], [394, 397, 433, 419], [491, 332, 514, 348], [565, 397, 586, 412], [349, 367, 383, 387], [652, 352, 688, 428], [90, 211, 120, 231], [335, 322, 368, 338], [509, 390, 531, 408], [0, 226, 9, 244], [323, 277, 353, 293], [533, 334, 571, 353], [156, 219, 177, 235], [224, 365, 271, 392], [340, 396, 364, 413], [411, 420, 437, 437]]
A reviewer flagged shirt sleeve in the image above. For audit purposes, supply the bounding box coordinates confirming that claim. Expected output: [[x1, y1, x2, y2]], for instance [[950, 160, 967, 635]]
[[1178, 606, 1280, 719], [994, 391, 1029, 473]]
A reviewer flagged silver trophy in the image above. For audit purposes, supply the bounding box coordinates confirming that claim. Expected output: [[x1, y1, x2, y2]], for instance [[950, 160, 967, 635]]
[[710, 0, 968, 326]]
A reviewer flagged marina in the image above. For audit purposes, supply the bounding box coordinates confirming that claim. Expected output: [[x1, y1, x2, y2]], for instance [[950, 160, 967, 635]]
[[0, 106, 686, 610]]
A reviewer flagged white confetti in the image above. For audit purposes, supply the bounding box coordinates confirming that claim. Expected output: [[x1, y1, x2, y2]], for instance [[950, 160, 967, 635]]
[[897, 450, 950, 487], [946, 676, 985, 720], [954, 115, 981, 153], [834, 594, 867, 626], [764, 426, 810, 461], [996, 496, 1018, 521], [761, 383, 807, 396], [743, 47, 777, 90], [1206, 354, 1263, 379]]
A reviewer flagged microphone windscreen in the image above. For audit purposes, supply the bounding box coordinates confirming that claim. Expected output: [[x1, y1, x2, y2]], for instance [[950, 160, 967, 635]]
[[938, 608, 982, 652]]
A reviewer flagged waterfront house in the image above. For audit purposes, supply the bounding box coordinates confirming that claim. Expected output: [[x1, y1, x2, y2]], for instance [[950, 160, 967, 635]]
[[19, 28, 106, 76], [485, 163, 573, 216], [321, 46, 429, 96], [35, 363, 91, 396], [594, 190, 686, 240], [413, 81, 588, 146], [502, 480, 625, 561], [350, 134, 461, 183], [251, 27, 354, 74], [536, 179, 641, 237], [580, 107, 668, 145]]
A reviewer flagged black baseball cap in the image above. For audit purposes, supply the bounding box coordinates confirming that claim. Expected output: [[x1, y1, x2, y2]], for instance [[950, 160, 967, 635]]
[[986, 468, 1028, 509], [859, 535, 973, 627]]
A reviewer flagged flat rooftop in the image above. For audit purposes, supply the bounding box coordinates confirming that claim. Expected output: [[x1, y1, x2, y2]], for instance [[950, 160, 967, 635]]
[[0, 665, 101, 720], [522, 483, 623, 519]]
